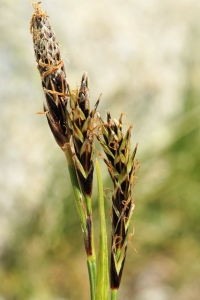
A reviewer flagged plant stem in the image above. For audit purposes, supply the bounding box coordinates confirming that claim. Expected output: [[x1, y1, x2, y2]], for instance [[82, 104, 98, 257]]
[[64, 144, 97, 300], [95, 159, 109, 300], [85, 195, 97, 300], [87, 256, 97, 300], [111, 289, 118, 300], [63, 144, 87, 235]]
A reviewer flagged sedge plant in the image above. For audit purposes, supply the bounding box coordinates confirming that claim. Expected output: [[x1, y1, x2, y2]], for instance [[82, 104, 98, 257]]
[[30, 2, 139, 300]]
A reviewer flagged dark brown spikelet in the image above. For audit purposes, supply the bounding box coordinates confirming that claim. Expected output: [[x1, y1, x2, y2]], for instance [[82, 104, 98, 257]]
[[97, 112, 139, 290], [30, 2, 71, 147], [70, 73, 99, 197]]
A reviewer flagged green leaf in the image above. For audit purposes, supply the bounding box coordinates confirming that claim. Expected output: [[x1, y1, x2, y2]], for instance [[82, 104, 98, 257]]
[[95, 159, 109, 300]]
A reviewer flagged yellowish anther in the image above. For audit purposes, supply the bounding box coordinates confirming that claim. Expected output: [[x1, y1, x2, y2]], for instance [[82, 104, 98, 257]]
[[36, 111, 49, 115], [31, 1, 47, 16], [30, 1, 49, 33], [38, 60, 64, 78], [43, 87, 69, 97]]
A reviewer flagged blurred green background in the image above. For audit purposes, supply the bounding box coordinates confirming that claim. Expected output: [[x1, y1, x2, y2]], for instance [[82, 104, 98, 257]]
[[0, 0, 200, 299]]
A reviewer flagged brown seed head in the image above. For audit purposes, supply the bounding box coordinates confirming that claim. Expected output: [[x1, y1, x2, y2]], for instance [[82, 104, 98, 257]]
[[30, 2, 71, 147], [70, 73, 99, 196], [98, 112, 139, 289]]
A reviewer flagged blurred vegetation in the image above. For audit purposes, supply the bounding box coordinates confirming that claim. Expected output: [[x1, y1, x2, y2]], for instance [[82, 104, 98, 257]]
[[1, 45, 200, 299], [1, 1, 200, 300]]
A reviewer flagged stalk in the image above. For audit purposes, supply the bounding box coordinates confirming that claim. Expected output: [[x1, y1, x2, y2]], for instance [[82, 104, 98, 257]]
[[84, 197, 96, 300], [111, 289, 118, 300], [95, 159, 109, 300], [63, 144, 87, 234], [87, 256, 97, 300], [65, 144, 96, 300]]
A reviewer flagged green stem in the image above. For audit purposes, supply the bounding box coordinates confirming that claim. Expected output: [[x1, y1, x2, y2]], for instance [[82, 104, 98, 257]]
[[87, 256, 97, 300], [111, 289, 118, 300], [85, 195, 92, 216], [64, 144, 96, 300], [95, 159, 109, 300], [85, 195, 97, 300], [63, 144, 87, 234]]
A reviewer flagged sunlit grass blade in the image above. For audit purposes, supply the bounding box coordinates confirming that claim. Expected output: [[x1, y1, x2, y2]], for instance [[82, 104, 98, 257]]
[[95, 159, 109, 300]]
